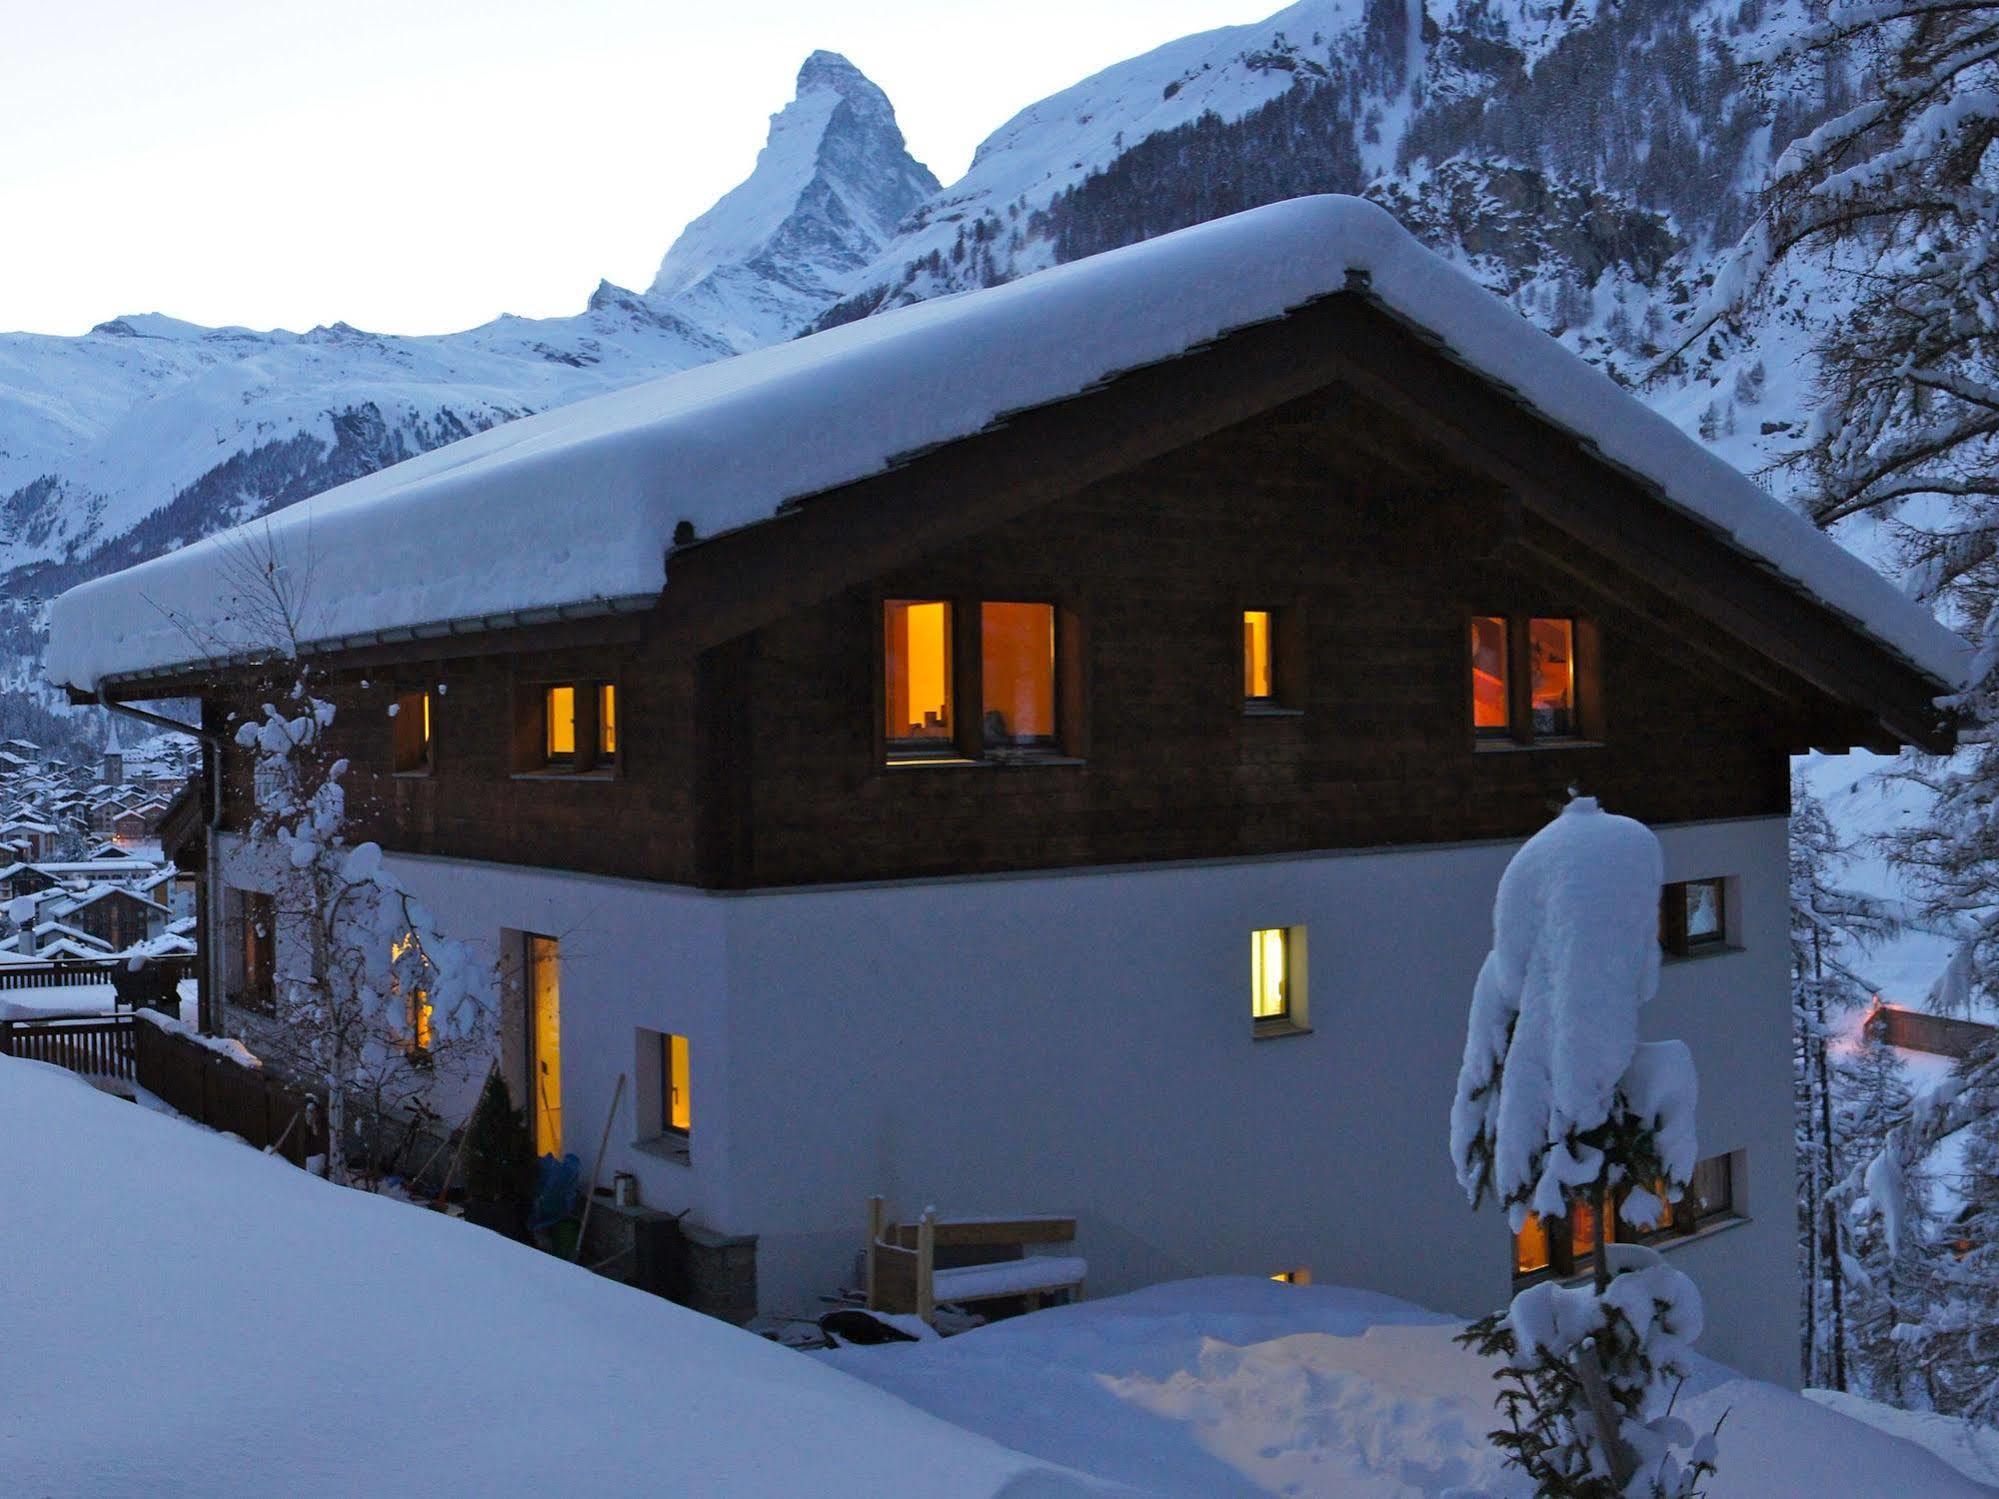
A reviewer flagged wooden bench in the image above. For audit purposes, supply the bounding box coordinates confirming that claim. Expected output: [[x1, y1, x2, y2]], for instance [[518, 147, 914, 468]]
[[865, 1196, 1086, 1324]]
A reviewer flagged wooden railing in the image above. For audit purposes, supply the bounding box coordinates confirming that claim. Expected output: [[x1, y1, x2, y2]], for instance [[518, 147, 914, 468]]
[[0, 1013, 138, 1082]]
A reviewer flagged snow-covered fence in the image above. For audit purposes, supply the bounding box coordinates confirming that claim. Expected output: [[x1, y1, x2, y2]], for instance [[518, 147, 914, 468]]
[[0, 1014, 137, 1082], [133, 1019, 327, 1166]]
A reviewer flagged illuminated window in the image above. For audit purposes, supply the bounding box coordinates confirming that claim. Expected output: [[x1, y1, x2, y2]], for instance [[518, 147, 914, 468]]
[[884, 599, 955, 754], [982, 602, 1056, 752], [391, 931, 433, 1059], [1661, 878, 1730, 956], [522, 679, 617, 773], [393, 689, 432, 774], [1243, 610, 1275, 701], [545, 686, 577, 762], [233, 890, 276, 1016], [1470, 616, 1509, 736], [1251, 927, 1306, 1033], [1529, 618, 1576, 737], [1512, 1152, 1740, 1285], [663, 1032, 691, 1136], [1271, 1267, 1312, 1285], [1471, 615, 1588, 743], [528, 934, 562, 1158]]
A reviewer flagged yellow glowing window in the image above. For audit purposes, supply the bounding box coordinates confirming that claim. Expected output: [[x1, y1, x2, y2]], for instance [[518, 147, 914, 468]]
[[664, 1032, 691, 1136], [1568, 1196, 1615, 1260], [598, 684, 618, 759], [982, 602, 1057, 749], [529, 934, 562, 1157], [391, 931, 433, 1054], [1529, 618, 1576, 737], [393, 689, 432, 773], [1243, 611, 1275, 700], [1271, 1267, 1312, 1285], [1514, 1213, 1550, 1275], [545, 686, 577, 761], [1470, 616, 1509, 735], [884, 600, 954, 751], [1251, 927, 1290, 1022]]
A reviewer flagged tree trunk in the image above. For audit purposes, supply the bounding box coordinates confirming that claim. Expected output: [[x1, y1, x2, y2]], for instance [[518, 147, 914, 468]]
[[1579, 1179, 1639, 1487]]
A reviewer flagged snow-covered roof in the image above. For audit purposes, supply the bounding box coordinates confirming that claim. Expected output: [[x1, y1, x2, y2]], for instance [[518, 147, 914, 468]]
[[46, 196, 1967, 693]]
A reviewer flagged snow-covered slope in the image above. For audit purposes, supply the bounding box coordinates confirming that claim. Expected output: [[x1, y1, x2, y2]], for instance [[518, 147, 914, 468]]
[[0, 1054, 1101, 1496]]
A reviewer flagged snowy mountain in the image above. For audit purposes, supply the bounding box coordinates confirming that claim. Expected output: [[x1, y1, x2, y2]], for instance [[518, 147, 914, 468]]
[[0, 2, 1900, 716], [0, 50, 934, 692]]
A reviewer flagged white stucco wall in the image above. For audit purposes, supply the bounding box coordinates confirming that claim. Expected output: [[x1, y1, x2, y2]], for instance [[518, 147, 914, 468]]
[[220, 814, 1799, 1386]]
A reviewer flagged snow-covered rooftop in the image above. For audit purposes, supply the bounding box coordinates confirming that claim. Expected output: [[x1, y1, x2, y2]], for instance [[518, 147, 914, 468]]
[[47, 196, 1966, 693]]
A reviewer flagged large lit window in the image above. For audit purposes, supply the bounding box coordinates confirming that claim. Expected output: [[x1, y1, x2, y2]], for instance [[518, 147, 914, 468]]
[[1470, 616, 1509, 736], [1243, 610, 1275, 702], [393, 688, 432, 774], [391, 931, 433, 1059], [1251, 926, 1307, 1034], [982, 602, 1056, 752], [884, 599, 954, 754], [1661, 878, 1730, 957], [1512, 1152, 1739, 1285], [520, 679, 617, 774], [1471, 615, 1588, 743]]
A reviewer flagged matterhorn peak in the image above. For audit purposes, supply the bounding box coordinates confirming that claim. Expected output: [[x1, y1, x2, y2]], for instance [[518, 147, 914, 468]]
[[644, 51, 938, 343]]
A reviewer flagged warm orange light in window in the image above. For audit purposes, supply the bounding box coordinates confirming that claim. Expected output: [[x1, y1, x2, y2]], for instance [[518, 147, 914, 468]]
[[1569, 1196, 1615, 1259], [982, 602, 1056, 748], [545, 686, 577, 759], [1271, 1267, 1312, 1285], [1529, 618, 1576, 736], [1243, 610, 1274, 699], [530, 935, 562, 1157], [884, 600, 954, 747], [1471, 616, 1509, 733], [1514, 1212, 1550, 1274], [667, 1032, 691, 1134], [599, 684, 618, 758], [1251, 928, 1289, 1021]]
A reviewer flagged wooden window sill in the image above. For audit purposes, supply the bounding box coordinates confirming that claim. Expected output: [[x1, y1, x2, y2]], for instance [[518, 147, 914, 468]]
[[1253, 1018, 1313, 1042], [1243, 703, 1304, 718], [1661, 942, 1744, 966], [632, 1133, 692, 1167], [1473, 738, 1606, 754], [510, 768, 616, 782], [884, 755, 1087, 770], [391, 770, 432, 780]]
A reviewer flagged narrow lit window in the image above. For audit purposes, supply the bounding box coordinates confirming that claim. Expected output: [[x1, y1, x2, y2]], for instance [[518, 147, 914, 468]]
[[1271, 1267, 1312, 1286], [391, 931, 433, 1058], [1243, 610, 1275, 702], [982, 602, 1057, 753], [1514, 1212, 1551, 1275], [884, 599, 954, 754], [598, 684, 618, 762], [1251, 926, 1294, 1026], [1529, 617, 1576, 737], [528, 934, 562, 1157], [663, 1032, 691, 1136], [545, 685, 577, 763], [1470, 616, 1510, 736], [1661, 878, 1730, 957], [393, 689, 432, 774]]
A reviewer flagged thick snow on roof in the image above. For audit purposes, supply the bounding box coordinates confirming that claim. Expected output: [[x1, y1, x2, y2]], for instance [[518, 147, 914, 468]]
[[0, 1055, 1101, 1497], [48, 196, 1966, 693]]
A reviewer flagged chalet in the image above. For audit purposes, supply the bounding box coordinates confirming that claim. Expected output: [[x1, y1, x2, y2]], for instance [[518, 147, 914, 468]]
[[46, 197, 1965, 1386]]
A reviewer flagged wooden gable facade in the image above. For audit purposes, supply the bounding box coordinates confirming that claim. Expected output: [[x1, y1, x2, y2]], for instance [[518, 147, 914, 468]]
[[109, 293, 1950, 893]]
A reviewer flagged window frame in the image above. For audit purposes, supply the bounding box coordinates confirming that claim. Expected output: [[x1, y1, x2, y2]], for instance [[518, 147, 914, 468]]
[[1512, 1151, 1741, 1288], [515, 677, 620, 777], [232, 890, 276, 1017], [1661, 877, 1733, 958], [1466, 612, 1600, 748], [878, 592, 1086, 767], [1241, 604, 1305, 716], [392, 687, 433, 776], [1250, 924, 1310, 1038]]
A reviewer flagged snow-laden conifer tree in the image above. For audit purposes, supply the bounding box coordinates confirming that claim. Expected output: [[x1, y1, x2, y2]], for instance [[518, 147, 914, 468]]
[[1451, 798, 1718, 1497], [1790, 774, 1899, 1390], [1906, 1049, 1999, 1422]]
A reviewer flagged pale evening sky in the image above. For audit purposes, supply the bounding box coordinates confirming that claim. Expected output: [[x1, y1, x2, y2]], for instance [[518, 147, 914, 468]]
[[2, 0, 1280, 338]]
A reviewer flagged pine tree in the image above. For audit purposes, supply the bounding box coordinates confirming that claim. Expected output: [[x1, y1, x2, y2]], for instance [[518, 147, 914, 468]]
[[1791, 774, 1898, 1390], [1910, 1047, 1999, 1422], [1838, 1025, 1937, 1407]]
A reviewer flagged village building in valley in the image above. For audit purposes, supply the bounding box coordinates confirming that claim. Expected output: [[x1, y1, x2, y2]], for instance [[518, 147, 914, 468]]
[[45, 197, 1966, 1386]]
